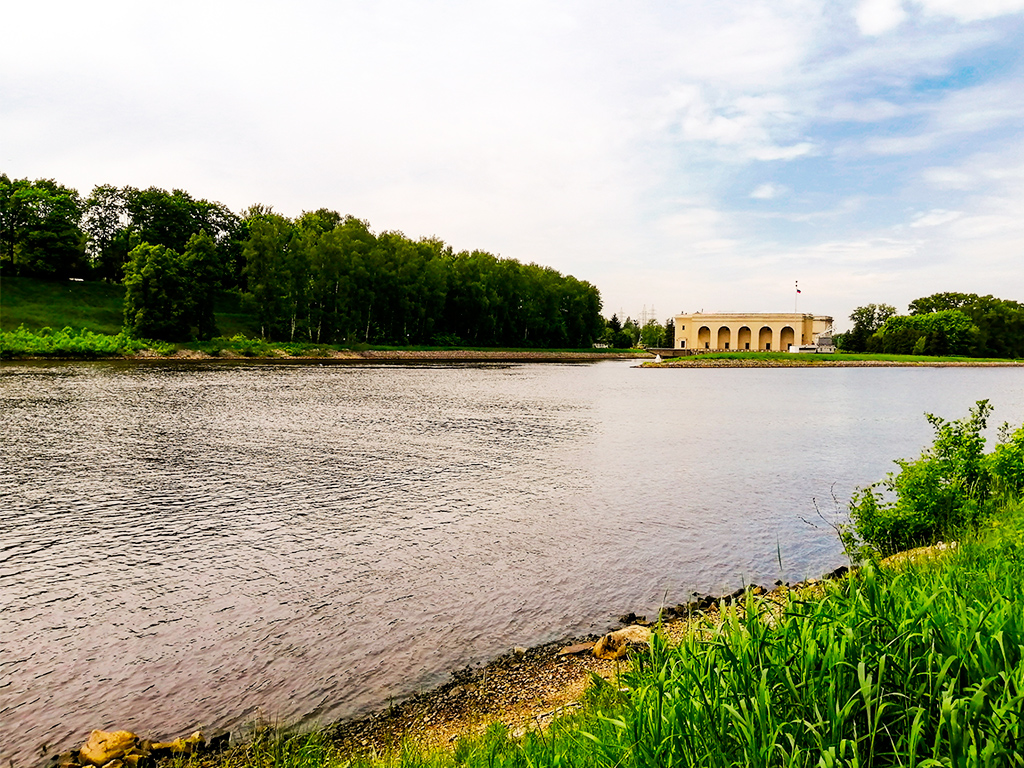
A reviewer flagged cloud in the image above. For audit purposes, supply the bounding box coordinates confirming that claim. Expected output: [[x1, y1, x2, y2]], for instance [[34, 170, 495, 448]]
[[910, 209, 963, 226], [855, 0, 909, 35], [750, 183, 788, 199]]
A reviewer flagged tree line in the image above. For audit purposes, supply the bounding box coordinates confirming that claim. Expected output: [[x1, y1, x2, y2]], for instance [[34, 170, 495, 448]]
[[837, 292, 1024, 358], [1, 174, 604, 346]]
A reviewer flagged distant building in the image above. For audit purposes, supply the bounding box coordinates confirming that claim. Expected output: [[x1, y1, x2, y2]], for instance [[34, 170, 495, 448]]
[[673, 312, 833, 352]]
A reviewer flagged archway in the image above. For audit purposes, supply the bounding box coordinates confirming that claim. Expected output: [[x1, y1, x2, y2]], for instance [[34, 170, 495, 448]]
[[717, 326, 731, 350], [698, 326, 711, 349], [780, 326, 795, 350], [758, 326, 773, 351], [737, 326, 751, 351]]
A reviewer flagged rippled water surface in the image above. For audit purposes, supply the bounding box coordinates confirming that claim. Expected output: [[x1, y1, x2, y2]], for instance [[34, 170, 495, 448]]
[[2, 360, 1023, 764]]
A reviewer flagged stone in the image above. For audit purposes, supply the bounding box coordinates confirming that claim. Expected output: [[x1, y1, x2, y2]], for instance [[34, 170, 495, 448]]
[[121, 753, 152, 768], [101, 760, 123, 768], [79, 731, 138, 767], [617, 612, 646, 625], [592, 625, 652, 660], [56, 751, 79, 768], [557, 642, 595, 656], [208, 731, 230, 752], [823, 565, 849, 581]]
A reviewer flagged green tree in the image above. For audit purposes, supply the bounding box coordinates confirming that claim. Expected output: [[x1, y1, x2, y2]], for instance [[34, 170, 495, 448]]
[[123, 243, 189, 339], [181, 231, 221, 339], [640, 319, 666, 348], [840, 303, 897, 352], [0, 175, 86, 278]]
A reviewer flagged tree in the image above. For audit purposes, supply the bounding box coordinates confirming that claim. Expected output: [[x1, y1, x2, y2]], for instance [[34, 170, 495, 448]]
[[0, 175, 86, 278], [840, 303, 897, 352], [640, 319, 666, 348], [181, 231, 221, 339], [909, 292, 980, 315], [123, 243, 189, 339]]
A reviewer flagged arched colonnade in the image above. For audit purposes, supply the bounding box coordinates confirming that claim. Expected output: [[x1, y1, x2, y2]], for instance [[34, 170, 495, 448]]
[[691, 323, 795, 351]]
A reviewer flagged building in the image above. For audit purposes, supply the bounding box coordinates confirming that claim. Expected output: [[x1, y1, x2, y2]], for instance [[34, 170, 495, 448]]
[[673, 312, 833, 352]]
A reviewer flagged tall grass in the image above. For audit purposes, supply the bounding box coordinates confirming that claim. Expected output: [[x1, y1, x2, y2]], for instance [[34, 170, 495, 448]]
[[200, 507, 1024, 768], [0, 325, 152, 358]]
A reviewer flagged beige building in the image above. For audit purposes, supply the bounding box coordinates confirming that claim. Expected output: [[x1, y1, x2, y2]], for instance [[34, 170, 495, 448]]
[[673, 312, 833, 352]]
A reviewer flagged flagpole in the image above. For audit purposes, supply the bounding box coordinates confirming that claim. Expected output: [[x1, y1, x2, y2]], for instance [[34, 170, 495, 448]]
[[795, 281, 799, 313]]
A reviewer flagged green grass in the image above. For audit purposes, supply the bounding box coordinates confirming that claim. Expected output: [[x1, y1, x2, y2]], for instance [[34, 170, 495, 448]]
[[0, 275, 127, 335], [0, 275, 262, 338], [200, 506, 1024, 768], [659, 350, 1017, 363]]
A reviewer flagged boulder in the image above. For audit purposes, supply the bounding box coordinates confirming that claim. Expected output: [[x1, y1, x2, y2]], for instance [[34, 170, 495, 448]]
[[79, 731, 138, 767], [557, 642, 595, 656], [592, 625, 651, 660]]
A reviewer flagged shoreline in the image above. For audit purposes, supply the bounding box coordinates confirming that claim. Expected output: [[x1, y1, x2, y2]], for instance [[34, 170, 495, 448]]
[[643, 357, 1024, 368], [2, 350, 652, 364]]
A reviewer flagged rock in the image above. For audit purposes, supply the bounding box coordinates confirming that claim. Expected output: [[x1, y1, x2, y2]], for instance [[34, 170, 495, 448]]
[[56, 751, 79, 768], [557, 642, 595, 656], [823, 565, 849, 581], [592, 625, 652, 660], [101, 760, 123, 768], [121, 755, 149, 768], [617, 612, 646, 625], [513, 647, 527, 657], [208, 731, 230, 752], [80, 731, 138, 767]]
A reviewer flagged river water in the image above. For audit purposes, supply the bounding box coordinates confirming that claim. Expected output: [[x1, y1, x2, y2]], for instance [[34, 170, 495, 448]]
[[2, 360, 1023, 764]]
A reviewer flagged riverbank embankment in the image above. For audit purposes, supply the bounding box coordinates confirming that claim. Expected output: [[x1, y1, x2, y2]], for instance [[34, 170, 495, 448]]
[[643, 356, 1024, 368]]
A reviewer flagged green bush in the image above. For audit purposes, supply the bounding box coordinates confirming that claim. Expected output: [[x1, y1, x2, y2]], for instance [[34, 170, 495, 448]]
[[0, 324, 147, 358], [847, 401, 1002, 556]]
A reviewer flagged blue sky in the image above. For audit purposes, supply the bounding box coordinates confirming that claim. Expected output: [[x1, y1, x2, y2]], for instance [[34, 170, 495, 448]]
[[3, 0, 1024, 329]]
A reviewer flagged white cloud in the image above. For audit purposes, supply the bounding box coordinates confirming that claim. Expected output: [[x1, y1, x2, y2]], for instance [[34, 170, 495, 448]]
[[910, 209, 963, 227], [914, 0, 1024, 21], [751, 183, 788, 199], [855, 0, 909, 35]]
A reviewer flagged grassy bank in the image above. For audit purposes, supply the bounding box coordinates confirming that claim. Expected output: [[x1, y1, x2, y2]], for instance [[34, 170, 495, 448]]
[[178, 404, 1023, 768], [189, 510, 1023, 768], [0, 276, 260, 338], [649, 350, 1020, 365]]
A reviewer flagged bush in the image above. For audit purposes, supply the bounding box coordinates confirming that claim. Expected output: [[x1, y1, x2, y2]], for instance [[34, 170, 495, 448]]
[[847, 401, 999, 556]]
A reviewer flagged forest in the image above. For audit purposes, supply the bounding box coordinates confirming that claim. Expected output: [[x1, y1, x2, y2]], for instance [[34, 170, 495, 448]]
[[836, 293, 1024, 358], [0, 174, 605, 347]]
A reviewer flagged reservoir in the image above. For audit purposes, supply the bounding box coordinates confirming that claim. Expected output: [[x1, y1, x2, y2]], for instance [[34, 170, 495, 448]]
[[2, 360, 1023, 764]]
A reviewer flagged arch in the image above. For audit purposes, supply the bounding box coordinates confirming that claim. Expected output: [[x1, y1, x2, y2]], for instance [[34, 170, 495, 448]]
[[780, 326, 795, 350], [717, 326, 731, 350], [698, 325, 711, 349], [758, 326, 773, 351], [737, 326, 751, 351]]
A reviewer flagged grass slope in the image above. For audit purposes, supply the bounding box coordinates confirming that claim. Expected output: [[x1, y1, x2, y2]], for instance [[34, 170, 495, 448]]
[[0, 276, 261, 338], [661, 350, 1017, 364], [0, 275, 126, 335]]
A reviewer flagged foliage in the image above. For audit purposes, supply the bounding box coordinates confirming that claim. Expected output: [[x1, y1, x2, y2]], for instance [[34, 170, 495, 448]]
[[0, 174, 87, 278], [216, 510, 1024, 768], [123, 243, 191, 340], [639, 319, 667, 348], [0, 325, 146, 358], [838, 303, 896, 352], [867, 309, 978, 356], [3, 173, 605, 346], [846, 401, 1015, 556]]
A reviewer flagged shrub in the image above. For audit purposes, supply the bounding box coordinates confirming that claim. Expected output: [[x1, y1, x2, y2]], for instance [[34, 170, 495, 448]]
[[847, 400, 997, 556]]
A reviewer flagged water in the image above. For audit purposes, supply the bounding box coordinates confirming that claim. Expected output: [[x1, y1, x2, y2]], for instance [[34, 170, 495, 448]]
[[2, 360, 1022, 764]]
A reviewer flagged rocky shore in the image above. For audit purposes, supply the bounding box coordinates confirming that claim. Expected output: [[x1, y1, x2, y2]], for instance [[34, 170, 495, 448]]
[[46, 566, 855, 768], [128, 349, 652, 363]]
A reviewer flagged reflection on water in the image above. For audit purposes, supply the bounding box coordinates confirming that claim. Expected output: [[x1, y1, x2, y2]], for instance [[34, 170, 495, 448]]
[[1, 360, 1022, 764]]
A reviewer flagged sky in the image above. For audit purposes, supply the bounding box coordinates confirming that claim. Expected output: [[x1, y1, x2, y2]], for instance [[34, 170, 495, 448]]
[[3, 0, 1024, 330]]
